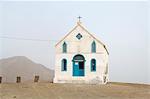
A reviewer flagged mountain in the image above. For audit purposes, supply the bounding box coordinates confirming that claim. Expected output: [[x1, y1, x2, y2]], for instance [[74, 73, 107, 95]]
[[0, 56, 54, 83]]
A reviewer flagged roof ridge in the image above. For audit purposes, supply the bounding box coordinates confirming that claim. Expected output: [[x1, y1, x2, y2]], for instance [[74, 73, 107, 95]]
[[55, 23, 79, 46]]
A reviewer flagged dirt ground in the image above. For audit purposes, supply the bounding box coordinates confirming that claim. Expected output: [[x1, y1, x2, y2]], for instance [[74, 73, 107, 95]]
[[0, 82, 150, 99]]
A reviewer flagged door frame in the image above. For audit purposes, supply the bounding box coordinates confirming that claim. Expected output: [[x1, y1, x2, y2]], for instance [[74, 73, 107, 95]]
[[72, 54, 85, 77]]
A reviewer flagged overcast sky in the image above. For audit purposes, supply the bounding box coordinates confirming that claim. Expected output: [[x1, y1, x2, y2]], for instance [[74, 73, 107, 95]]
[[0, 1, 149, 84]]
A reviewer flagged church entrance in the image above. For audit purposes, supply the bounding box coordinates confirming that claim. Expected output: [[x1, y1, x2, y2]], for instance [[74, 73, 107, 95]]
[[73, 54, 85, 76]]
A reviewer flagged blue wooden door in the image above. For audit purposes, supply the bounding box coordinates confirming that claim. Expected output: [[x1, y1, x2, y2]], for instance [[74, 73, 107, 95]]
[[73, 62, 78, 76], [78, 62, 84, 76], [73, 61, 84, 76]]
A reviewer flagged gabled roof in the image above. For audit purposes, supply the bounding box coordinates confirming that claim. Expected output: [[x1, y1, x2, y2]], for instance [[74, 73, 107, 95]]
[[55, 22, 109, 55]]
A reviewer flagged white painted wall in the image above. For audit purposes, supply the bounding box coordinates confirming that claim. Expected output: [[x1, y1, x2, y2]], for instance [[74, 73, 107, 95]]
[[54, 22, 108, 84]]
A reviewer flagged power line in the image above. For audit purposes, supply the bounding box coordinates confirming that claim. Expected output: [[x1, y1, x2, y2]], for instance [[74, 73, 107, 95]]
[[0, 36, 58, 42], [0, 36, 85, 42]]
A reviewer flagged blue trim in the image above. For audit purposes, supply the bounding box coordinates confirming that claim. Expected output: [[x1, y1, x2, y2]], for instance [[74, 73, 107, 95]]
[[61, 59, 67, 71], [76, 33, 82, 40], [72, 54, 85, 61], [91, 59, 96, 72], [72, 54, 85, 76], [62, 42, 67, 53], [91, 41, 96, 53]]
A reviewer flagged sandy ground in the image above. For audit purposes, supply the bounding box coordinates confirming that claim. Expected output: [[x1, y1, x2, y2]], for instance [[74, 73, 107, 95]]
[[0, 82, 150, 99]]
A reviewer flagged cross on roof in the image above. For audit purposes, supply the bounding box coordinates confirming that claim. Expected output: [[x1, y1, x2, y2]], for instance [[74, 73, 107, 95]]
[[77, 16, 82, 22]]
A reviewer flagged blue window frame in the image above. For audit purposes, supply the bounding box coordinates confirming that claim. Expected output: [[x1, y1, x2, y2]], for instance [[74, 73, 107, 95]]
[[91, 59, 96, 71], [62, 42, 67, 53], [61, 59, 67, 71], [91, 41, 96, 53], [76, 33, 82, 40]]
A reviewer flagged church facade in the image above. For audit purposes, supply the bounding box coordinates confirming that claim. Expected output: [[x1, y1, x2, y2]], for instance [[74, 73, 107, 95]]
[[54, 20, 109, 84]]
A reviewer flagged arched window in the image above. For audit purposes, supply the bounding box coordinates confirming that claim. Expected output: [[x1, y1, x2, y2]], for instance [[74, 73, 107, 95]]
[[91, 59, 96, 71], [62, 42, 67, 53], [61, 59, 67, 71], [91, 41, 96, 53]]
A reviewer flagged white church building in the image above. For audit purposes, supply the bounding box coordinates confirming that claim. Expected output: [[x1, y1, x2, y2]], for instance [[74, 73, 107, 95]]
[[54, 18, 109, 84]]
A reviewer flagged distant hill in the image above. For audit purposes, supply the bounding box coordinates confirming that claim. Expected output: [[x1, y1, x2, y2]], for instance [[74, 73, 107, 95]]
[[0, 56, 54, 83]]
